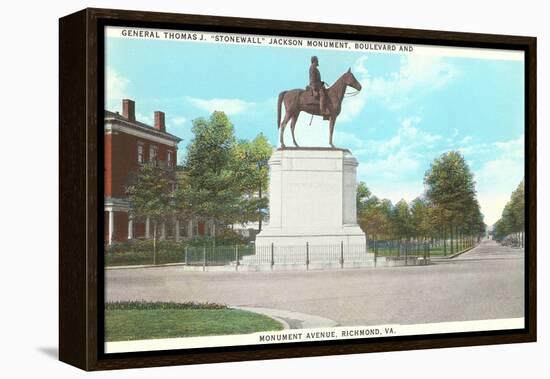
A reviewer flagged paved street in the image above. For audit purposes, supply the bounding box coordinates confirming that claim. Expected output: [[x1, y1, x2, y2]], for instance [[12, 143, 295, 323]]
[[106, 239, 524, 326]]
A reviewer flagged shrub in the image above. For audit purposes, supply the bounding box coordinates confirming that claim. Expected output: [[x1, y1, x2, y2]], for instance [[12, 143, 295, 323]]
[[105, 301, 227, 310]]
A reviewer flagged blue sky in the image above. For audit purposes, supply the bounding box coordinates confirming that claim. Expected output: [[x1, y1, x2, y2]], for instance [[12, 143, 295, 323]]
[[105, 33, 525, 225]]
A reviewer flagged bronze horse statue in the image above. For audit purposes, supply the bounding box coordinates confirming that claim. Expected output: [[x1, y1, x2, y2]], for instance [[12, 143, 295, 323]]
[[277, 68, 362, 148]]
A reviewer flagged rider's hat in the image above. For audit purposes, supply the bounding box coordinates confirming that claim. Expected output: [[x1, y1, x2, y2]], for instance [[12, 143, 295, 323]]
[[311, 56, 319, 64]]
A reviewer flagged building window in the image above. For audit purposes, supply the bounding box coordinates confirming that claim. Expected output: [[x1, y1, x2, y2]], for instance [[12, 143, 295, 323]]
[[137, 143, 144, 164], [149, 145, 158, 163], [167, 151, 173, 167]]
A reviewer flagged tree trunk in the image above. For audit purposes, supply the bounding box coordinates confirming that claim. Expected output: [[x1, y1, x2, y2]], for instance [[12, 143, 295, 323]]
[[212, 220, 216, 247], [258, 183, 263, 232], [450, 223, 454, 255], [153, 221, 157, 265], [443, 225, 447, 256]]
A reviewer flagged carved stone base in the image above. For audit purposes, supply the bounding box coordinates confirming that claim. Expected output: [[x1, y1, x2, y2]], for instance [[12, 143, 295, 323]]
[[254, 148, 366, 251]]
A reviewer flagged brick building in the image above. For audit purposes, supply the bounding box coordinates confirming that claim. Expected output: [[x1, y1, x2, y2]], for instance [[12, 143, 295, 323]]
[[104, 99, 190, 244]]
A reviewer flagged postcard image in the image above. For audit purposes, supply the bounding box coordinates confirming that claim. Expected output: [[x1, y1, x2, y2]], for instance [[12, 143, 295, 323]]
[[102, 25, 526, 354]]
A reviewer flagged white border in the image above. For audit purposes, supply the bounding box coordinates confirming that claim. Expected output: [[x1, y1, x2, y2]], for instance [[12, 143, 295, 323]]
[[106, 26, 524, 61], [105, 317, 524, 353]]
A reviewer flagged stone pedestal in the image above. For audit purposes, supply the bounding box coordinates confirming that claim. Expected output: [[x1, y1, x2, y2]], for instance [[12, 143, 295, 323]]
[[255, 148, 366, 249]]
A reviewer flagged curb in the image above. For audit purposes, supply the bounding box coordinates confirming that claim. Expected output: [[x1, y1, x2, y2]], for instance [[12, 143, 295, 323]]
[[233, 306, 338, 330], [433, 244, 478, 260], [106, 262, 189, 270]]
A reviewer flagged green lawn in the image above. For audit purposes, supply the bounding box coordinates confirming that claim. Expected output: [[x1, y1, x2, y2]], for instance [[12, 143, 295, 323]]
[[105, 302, 283, 341]]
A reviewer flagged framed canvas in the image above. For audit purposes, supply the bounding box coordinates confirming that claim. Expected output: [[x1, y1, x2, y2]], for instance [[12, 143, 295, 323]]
[[59, 8, 537, 371]]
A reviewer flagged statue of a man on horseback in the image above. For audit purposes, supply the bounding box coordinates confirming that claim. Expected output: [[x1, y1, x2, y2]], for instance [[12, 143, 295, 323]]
[[308, 56, 331, 120], [277, 59, 362, 148]]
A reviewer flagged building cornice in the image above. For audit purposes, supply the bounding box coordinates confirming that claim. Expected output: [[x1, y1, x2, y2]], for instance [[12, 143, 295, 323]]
[[105, 119, 180, 148]]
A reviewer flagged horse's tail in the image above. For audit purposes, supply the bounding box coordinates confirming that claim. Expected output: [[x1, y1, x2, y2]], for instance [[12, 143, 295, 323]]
[[277, 91, 287, 129]]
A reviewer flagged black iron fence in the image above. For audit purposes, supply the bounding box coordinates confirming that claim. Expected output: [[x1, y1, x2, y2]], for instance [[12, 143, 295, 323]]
[[367, 240, 431, 259], [243, 242, 371, 266], [106, 240, 431, 268], [105, 244, 254, 267]]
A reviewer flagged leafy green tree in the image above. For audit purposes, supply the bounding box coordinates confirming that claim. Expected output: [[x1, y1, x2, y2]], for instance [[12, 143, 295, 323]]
[[126, 163, 176, 263], [356, 181, 372, 214], [355, 151, 484, 256], [424, 151, 478, 254], [179, 112, 274, 242], [493, 179, 524, 246], [393, 199, 412, 241], [356, 183, 396, 253], [410, 197, 429, 241], [232, 134, 272, 231], [180, 112, 242, 241]]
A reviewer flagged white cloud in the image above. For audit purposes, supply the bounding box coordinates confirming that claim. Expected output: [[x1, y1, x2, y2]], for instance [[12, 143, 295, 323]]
[[338, 54, 457, 122], [333, 130, 364, 148], [186, 96, 255, 115], [451, 128, 459, 138], [135, 112, 152, 125], [355, 117, 441, 200], [461, 135, 473, 144], [105, 67, 130, 111], [360, 149, 421, 181], [279, 104, 523, 227], [366, 180, 426, 205], [172, 116, 187, 126], [369, 54, 456, 108], [368, 116, 441, 156], [474, 135, 524, 225], [336, 58, 370, 122], [281, 114, 330, 147], [493, 135, 524, 159], [278, 113, 367, 148]]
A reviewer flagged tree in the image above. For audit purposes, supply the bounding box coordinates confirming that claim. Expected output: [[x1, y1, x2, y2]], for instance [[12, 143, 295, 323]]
[[126, 162, 176, 263], [356, 181, 372, 215], [180, 112, 241, 241], [356, 183, 394, 253], [410, 197, 429, 241], [424, 151, 480, 254], [231, 133, 272, 231], [179, 112, 274, 242], [393, 199, 412, 241], [493, 179, 524, 246]]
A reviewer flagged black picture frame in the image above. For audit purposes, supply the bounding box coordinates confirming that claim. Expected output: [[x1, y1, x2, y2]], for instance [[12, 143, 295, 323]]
[[59, 7, 537, 371]]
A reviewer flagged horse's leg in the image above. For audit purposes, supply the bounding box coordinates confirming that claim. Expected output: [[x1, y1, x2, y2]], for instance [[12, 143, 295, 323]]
[[279, 113, 291, 148], [329, 117, 336, 148], [290, 112, 301, 147]]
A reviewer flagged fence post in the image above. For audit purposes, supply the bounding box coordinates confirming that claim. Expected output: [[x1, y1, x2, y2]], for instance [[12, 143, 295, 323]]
[[405, 241, 408, 265], [202, 246, 206, 272], [270, 243, 274, 270], [306, 242, 309, 270], [398, 240, 401, 257], [423, 242, 427, 262], [184, 245, 188, 265], [235, 244, 239, 271], [374, 241, 378, 267], [340, 241, 344, 269]]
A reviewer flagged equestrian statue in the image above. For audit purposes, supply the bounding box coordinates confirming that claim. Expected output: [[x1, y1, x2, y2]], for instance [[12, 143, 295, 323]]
[[277, 56, 362, 148]]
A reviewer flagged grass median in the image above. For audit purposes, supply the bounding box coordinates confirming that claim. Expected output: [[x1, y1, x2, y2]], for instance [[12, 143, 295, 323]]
[[105, 301, 284, 341]]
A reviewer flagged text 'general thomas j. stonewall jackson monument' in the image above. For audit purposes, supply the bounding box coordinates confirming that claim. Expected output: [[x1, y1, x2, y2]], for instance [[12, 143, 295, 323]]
[[248, 57, 371, 268]]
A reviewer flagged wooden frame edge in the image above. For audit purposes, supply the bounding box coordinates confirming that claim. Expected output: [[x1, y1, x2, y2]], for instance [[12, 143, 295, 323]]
[[58, 8, 537, 371]]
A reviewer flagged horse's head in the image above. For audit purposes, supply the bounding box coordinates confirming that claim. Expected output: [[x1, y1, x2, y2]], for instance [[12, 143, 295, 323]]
[[344, 68, 362, 92]]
